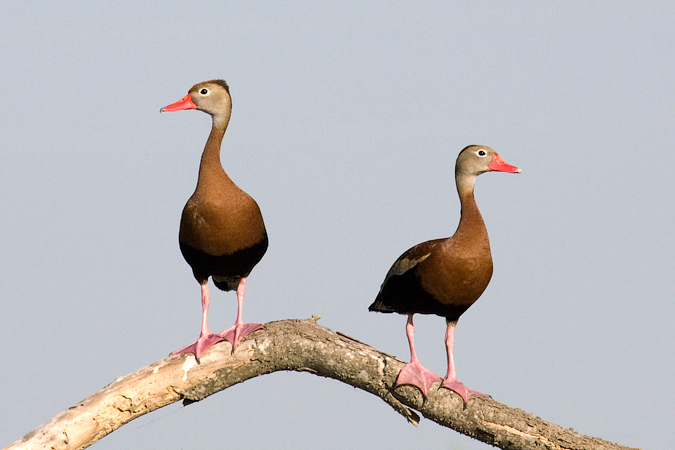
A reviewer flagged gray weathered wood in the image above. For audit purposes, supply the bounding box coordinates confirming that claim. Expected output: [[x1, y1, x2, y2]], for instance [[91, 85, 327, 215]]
[[4, 318, 638, 450]]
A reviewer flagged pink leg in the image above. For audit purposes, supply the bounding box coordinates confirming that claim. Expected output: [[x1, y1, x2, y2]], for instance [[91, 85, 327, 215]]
[[395, 314, 441, 396], [441, 320, 489, 404], [172, 283, 225, 362], [219, 277, 263, 352]]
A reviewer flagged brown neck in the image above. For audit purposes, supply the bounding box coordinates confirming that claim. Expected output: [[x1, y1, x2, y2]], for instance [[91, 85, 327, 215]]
[[453, 173, 489, 244], [195, 122, 232, 192]]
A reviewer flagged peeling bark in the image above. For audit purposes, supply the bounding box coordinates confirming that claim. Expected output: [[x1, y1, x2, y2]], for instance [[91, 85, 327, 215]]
[[4, 318, 637, 450]]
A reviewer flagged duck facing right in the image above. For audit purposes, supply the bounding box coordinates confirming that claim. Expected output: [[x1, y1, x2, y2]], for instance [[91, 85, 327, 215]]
[[369, 145, 521, 403]]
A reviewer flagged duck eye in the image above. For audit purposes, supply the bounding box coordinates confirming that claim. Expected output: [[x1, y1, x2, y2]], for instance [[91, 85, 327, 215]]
[[200, 88, 209, 95], [477, 149, 487, 157]]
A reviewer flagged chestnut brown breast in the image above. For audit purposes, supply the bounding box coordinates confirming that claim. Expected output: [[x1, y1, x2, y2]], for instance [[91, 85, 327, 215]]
[[369, 191, 493, 322], [369, 145, 521, 323], [168, 81, 268, 290]]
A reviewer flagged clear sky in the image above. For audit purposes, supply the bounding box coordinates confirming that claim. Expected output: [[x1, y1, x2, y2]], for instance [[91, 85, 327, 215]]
[[1, 2, 673, 449]]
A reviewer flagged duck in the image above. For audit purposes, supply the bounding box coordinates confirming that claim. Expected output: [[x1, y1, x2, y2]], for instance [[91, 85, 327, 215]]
[[161, 79, 268, 361], [369, 145, 520, 402]]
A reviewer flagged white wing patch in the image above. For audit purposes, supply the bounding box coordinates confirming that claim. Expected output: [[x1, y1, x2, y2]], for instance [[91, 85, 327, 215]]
[[386, 252, 431, 279]]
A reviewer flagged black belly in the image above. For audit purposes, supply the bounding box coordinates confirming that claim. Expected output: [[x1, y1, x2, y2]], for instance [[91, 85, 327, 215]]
[[368, 269, 470, 322], [180, 231, 268, 291]]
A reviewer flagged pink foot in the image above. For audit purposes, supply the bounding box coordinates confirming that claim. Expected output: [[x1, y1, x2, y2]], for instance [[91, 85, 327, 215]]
[[219, 322, 264, 351], [396, 361, 442, 396], [441, 378, 489, 404], [171, 333, 225, 362]]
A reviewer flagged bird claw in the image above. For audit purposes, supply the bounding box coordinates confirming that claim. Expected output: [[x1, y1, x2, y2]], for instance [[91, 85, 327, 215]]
[[396, 361, 442, 397], [219, 323, 264, 352], [171, 333, 225, 362], [441, 378, 489, 404]]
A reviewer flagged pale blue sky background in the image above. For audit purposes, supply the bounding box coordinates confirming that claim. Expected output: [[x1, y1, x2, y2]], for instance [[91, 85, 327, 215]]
[[1, 2, 673, 449]]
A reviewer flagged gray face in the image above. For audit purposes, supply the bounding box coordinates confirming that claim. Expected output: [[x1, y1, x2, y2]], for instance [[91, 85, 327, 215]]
[[189, 81, 233, 127], [455, 145, 497, 177]]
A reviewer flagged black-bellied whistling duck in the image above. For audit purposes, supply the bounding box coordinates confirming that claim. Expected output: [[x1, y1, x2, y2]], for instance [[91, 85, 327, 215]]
[[161, 80, 268, 361], [369, 145, 520, 402]]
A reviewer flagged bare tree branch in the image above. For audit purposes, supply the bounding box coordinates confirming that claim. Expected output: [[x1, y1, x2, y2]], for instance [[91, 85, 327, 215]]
[[4, 318, 637, 450]]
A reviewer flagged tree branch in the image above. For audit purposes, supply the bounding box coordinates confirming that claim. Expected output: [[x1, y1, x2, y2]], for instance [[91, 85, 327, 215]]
[[5, 318, 637, 450]]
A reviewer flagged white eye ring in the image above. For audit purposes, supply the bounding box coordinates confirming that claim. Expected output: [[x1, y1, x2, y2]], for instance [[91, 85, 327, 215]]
[[477, 149, 487, 157], [199, 88, 209, 96]]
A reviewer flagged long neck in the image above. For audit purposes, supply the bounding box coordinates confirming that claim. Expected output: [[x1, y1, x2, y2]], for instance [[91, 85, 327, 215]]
[[453, 173, 488, 244], [195, 120, 232, 192]]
